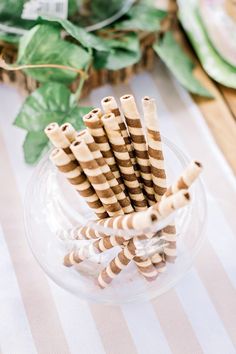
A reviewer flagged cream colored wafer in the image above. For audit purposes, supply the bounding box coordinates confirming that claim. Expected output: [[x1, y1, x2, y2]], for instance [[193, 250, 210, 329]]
[[151, 253, 167, 272], [160, 161, 202, 262], [142, 96, 167, 201], [64, 235, 125, 267], [60, 122, 77, 142], [45, 122, 75, 160], [50, 148, 108, 219], [83, 111, 124, 187], [101, 96, 140, 180], [70, 140, 123, 216], [102, 112, 147, 211], [120, 94, 155, 205], [91, 189, 190, 235], [164, 160, 203, 197], [133, 256, 159, 281], [77, 129, 133, 214], [98, 238, 137, 288]]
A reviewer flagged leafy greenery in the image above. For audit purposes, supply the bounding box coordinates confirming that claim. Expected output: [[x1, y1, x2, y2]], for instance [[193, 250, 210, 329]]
[[43, 17, 109, 51], [14, 82, 92, 164], [153, 31, 213, 97], [0, 1, 215, 164], [102, 32, 141, 70], [18, 24, 91, 83], [116, 4, 167, 32]]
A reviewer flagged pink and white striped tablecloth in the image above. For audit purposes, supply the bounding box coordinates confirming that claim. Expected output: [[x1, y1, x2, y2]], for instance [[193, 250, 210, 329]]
[[1, 60, 236, 354]]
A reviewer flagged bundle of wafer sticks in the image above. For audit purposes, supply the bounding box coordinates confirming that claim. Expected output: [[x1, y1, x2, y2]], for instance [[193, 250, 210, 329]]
[[45, 94, 202, 288]]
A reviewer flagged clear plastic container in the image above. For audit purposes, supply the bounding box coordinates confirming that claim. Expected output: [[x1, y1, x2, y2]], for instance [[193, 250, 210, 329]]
[[24, 137, 207, 304]]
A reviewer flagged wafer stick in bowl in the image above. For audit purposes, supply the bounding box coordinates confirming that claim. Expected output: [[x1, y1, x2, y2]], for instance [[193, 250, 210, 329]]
[[142, 96, 167, 201], [83, 112, 124, 187], [160, 161, 203, 262], [98, 238, 137, 288], [45, 122, 75, 161], [120, 94, 155, 205], [70, 140, 123, 217], [164, 160, 203, 197], [102, 112, 147, 211], [91, 189, 190, 235], [50, 148, 108, 219], [77, 129, 133, 214], [64, 235, 125, 266], [101, 96, 140, 180], [60, 122, 77, 143]]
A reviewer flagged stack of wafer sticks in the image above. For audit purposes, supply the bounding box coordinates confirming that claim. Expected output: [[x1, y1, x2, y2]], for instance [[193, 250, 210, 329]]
[[45, 94, 203, 288]]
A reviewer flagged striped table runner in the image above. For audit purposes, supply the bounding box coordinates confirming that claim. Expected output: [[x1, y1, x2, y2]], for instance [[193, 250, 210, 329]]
[[0, 61, 236, 354]]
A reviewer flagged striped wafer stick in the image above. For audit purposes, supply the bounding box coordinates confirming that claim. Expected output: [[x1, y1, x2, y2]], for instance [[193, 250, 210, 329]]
[[101, 96, 140, 180], [142, 96, 167, 201], [120, 94, 155, 205], [70, 140, 123, 216], [98, 238, 137, 288], [83, 112, 124, 187], [133, 256, 159, 281], [49, 148, 108, 219], [151, 253, 167, 273], [60, 122, 77, 143], [77, 130, 134, 214], [164, 160, 203, 197], [160, 161, 202, 262], [89, 189, 190, 235], [64, 235, 125, 267], [102, 112, 147, 211], [45, 122, 75, 161]]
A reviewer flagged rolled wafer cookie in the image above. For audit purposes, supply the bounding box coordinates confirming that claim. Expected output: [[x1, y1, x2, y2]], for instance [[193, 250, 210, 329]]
[[50, 148, 108, 219], [83, 111, 124, 187], [64, 235, 125, 266], [133, 256, 159, 281], [90, 189, 190, 235], [164, 160, 203, 197], [142, 96, 167, 201], [101, 96, 140, 180], [102, 112, 147, 211], [70, 140, 123, 216], [160, 161, 202, 262], [60, 122, 77, 143], [98, 238, 137, 288], [77, 129, 133, 214], [45, 122, 75, 161], [151, 253, 167, 273], [120, 94, 155, 205]]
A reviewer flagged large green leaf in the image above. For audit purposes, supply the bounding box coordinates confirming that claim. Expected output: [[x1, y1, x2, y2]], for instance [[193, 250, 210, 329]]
[[153, 31, 212, 97], [116, 4, 167, 32], [23, 131, 49, 164], [14, 82, 92, 164], [18, 24, 91, 83], [43, 17, 109, 51], [178, 0, 236, 89], [101, 32, 141, 70], [14, 82, 72, 131]]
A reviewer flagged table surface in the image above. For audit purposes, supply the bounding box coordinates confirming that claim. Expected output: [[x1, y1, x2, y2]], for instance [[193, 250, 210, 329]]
[[1, 61, 236, 354]]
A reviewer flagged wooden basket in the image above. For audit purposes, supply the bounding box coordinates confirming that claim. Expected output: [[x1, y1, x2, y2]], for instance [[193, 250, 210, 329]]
[[0, 1, 177, 99]]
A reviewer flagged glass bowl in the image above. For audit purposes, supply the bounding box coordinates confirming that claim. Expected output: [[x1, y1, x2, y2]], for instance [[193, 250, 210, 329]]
[[24, 137, 207, 304]]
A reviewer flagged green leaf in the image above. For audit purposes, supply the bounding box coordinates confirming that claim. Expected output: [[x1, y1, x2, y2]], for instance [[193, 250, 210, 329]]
[[15, 82, 93, 164], [178, 0, 236, 89], [0, 0, 24, 20], [23, 131, 49, 164], [102, 32, 141, 70], [43, 17, 109, 51], [65, 104, 92, 130], [14, 82, 72, 131], [153, 31, 213, 97], [116, 4, 167, 32], [18, 24, 91, 83]]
